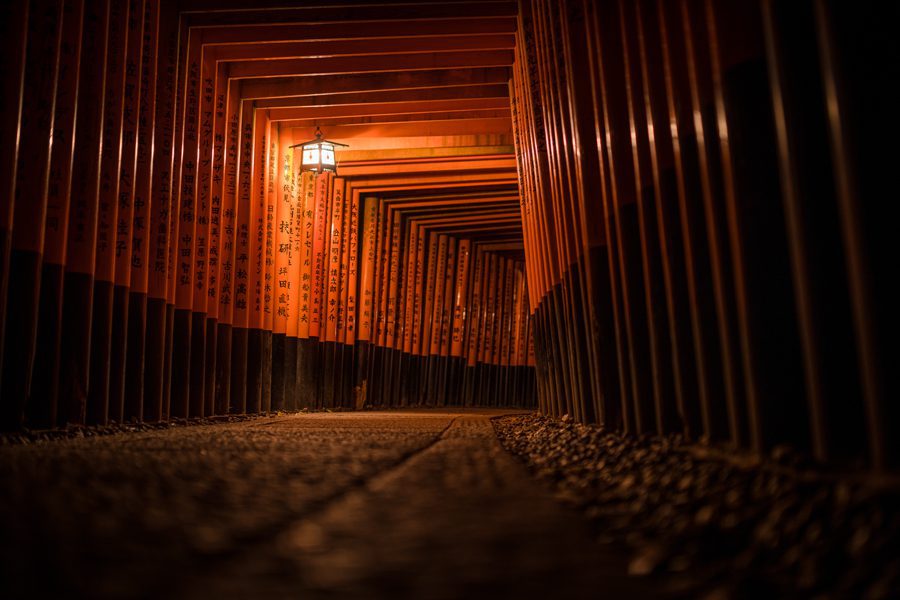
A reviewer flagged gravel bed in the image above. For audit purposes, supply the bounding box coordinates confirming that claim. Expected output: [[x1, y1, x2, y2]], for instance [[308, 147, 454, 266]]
[[0, 412, 307, 446], [493, 414, 900, 599]]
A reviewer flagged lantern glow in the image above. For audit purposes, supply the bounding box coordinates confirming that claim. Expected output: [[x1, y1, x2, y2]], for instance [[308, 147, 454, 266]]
[[293, 127, 347, 174]]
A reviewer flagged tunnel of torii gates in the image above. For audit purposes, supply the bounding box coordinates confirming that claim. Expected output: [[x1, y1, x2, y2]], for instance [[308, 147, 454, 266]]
[[0, 1, 896, 469]]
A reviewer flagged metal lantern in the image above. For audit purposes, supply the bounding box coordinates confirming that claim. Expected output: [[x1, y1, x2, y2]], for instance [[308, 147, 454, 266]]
[[291, 127, 348, 174]]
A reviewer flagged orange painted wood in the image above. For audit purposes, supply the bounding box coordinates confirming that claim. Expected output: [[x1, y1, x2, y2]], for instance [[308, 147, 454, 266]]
[[184, 3, 512, 31], [231, 99, 254, 329], [407, 222, 424, 354], [254, 85, 510, 111], [480, 254, 498, 365], [374, 204, 389, 347], [487, 258, 505, 366], [334, 156, 516, 178], [163, 8, 191, 292], [205, 60, 228, 319], [419, 231, 439, 357], [113, 0, 147, 289], [438, 237, 457, 357], [357, 196, 378, 343], [248, 108, 269, 329], [407, 210, 519, 228], [450, 239, 471, 358], [526, 312, 536, 367], [399, 222, 417, 354], [511, 267, 524, 366], [188, 49, 215, 314], [337, 183, 352, 343], [282, 141, 300, 338], [208, 34, 514, 63], [498, 258, 515, 367], [194, 16, 515, 47], [472, 248, 489, 366], [287, 150, 303, 337], [265, 98, 510, 122], [291, 164, 306, 336], [273, 124, 292, 336], [508, 71, 534, 304], [147, 1, 176, 300], [428, 235, 448, 357], [13, 0, 64, 256], [347, 174, 517, 196], [385, 210, 402, 350], [325, 178, 344, 343], [465, 247, 485, 367], [263, 118, 277, 332], [283, 119, 511, 140], [128, 0, 158, 296], [296, 170, 315, 338], [248, 107, 267, 329], [308, 172, 330, 338], [344, 191, 360, 345], [240, 67, 511, 101], [526, 28, 560, 290], [535, 0, 578, 274], [381, 193, 519, 209], [66, 0, 110, 277], [216, 76, 241, 325], [44, 0, 84, 267], [226, 50, 512, 81], [0, 0, 29, 236], [518, 266, 529, 366]]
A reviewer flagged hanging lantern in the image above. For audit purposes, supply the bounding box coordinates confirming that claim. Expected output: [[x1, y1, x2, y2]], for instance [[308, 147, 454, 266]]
[[291, 126, 348, 175]]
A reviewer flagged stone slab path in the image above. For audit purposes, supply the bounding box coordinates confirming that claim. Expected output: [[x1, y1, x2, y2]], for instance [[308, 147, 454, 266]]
[[0, 410, 663, 599]]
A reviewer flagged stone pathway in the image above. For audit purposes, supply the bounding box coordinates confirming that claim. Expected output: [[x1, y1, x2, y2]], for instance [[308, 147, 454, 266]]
[[0, 410, 663, 599]]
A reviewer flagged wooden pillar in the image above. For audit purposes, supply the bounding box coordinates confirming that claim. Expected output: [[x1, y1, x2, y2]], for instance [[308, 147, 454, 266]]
[[0, 0, 64, 429], [462, 246, 484, 406], [29, 0, 85, 429], [143, 0, 177, 423], [0, 0, 30, 405], [58, 0, 110, 426], [813, 0, 896, 468], [338, 186, 358, 408], [322, 177, 344, 408], [397, 220, 417, 406], [230, 99, 254, 415], [295, 169, 316, 408], [261, 117, 277, 414], [307, 171, 329, 408], [368, 199, 387, 407], [108, 0, 146, 423], [271, 124, 293, 413], [216, 73, 240, 415], [355, 196, 378, 408], [281, 141, 300, 412], [449, 239, 471, 405], [26, 0, 84, 429], [184, 40, 216, 418], [168, 26, 201, 420], [86, 0, 131, 425], [124, 0, 159, 423], [203, 60, 228, 416]]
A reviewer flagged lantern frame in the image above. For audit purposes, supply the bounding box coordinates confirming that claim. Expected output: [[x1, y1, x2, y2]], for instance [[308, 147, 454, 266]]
[[290, 126, 349, 174]]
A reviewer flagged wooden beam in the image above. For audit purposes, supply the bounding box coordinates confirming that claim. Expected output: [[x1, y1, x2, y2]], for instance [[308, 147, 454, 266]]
[[240, 68, 511, 99], [207, 34, 515, 61], [226, 50, 513, 79]]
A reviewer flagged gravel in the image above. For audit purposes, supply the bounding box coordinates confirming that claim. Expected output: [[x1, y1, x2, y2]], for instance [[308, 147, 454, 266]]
[[0, 409, 331, 446], [492, 413, 900, 599]]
